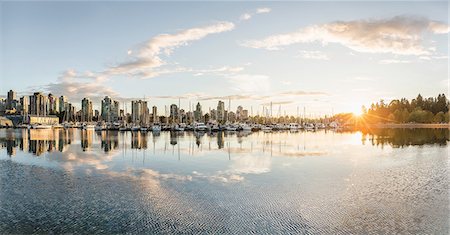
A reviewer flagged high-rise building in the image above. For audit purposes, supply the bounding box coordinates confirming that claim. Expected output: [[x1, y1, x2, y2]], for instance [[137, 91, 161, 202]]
[[81, 98, 93, 122], [101, 96, 119, 122], [59, 96, 68, 113], [242, 109, 249, 120], [48, 94, 59, 114], [29, 92, 48, 116], [152, 106, 158, 123], [217, 101, 225, 123], [6, 90, 16, 110], [194, 102, 203, 122], [170, 104, 178, 123], [94, 110, 100, 121], [210, 109, 217, 121], [131, 100, 149, 124], [236, 106, 243, 120], [20, 96, 29, 115]]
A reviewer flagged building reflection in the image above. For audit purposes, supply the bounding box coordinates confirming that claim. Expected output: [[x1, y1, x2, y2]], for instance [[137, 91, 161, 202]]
[[97, 131, 119, 153], [0, 128, 447, 157], [81, 130, 94, 151], [131, 131, 148, 149], [0, 129, 75, 156]]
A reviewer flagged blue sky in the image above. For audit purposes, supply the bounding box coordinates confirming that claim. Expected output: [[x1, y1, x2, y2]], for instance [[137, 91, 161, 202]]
[[1, 1, 448, 116]]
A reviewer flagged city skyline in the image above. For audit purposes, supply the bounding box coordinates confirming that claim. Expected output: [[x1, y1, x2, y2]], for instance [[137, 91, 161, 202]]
[[1, 1, 448, 116]]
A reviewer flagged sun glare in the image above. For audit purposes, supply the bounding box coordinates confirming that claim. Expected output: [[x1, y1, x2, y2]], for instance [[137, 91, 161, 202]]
[[352, 108, 363, 117]]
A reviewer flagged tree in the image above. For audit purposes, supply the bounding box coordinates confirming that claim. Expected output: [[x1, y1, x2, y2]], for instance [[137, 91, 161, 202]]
[[433, 112, 446, 123]]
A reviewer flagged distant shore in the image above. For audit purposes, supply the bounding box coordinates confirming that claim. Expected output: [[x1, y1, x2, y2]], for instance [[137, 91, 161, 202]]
[[367, 123, 450, 129]]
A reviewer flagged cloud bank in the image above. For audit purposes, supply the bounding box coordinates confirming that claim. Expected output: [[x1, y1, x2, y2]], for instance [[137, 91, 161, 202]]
[[241, 16, 449, 55]]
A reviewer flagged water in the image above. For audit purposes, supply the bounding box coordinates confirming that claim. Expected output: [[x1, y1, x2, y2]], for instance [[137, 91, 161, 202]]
[[0, 128, 448, 234]]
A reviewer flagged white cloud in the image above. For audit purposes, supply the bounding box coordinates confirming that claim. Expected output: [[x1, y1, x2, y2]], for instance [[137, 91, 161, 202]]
[[240, 7, 271, 21], [41, 69, 120, 105], [378, 59, 411, 64], [241, 16, 449, 55], [108, 21, 235, 78], [256, 8, 271, 14], [297, 50, 330, 60], [240, 13, 252, 21]]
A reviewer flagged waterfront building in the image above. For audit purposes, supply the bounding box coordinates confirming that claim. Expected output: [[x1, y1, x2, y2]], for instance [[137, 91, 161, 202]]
[[152, 106, 158, 123], [81, 98, 93, 122], [228, 111, 236, 123], [170, 104, 178, 123], [236, 106, 243, 120], [242, 109, 249, 120], [6, 90, 17, 110], [217, 101, 225, 123], [210, 109, 217, 121], [29, 92, 48, 116], [20, 96, 29, 116], [101, 96, 119, 123], [0, 98, 6, 115], [194, 102, 203, 122], [131, 100, 149, 124], [28, 115, 59, 125], [48, 94, 59, 114], [59, 96, 68, 113], [94, 110, 100, 121]]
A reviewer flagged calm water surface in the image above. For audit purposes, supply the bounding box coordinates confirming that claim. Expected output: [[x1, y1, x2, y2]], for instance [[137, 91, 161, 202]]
[[0, 128, 448, 234]]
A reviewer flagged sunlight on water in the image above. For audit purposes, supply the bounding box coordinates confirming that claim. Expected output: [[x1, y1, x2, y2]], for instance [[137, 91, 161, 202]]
[[0, 128, 448, 234]]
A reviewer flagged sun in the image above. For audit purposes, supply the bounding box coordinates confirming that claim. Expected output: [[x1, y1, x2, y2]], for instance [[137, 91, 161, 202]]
[[352, 107, 364, 117]]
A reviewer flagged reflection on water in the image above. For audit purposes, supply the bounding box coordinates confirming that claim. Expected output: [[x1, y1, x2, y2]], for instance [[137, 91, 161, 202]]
[[1, 128, 448, 157], [360, 128, 449, 147], [0, 128, 448, 234]]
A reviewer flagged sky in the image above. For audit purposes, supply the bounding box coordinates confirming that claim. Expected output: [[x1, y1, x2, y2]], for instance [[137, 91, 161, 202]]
[[1, 1, 448, 117]]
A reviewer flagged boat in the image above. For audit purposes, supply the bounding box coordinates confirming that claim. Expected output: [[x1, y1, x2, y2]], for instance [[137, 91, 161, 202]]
[[225, 124, 238, 131], [261, 125, 272, 131], [63, 122, 74, 128], [316, 123, 326, 129], [31, 124, 52, 129], [95, 123, 107, 131], [131, 125, 141, 131], [152, 124, 162, 132], [82, 123, 95, 130], [329, 121, 339, 129], [240, 124, 252, 131], [211, 124, 220, 132], [289, 123, 300, 130], [194, 122, 207, 131], [172, 123, 185, 131], [140, 127, 148, 132], [304, 123, 315, 130]]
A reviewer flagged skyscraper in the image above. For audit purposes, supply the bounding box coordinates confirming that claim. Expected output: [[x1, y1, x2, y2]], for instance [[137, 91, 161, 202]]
[[30, 92, 48, 116], [131, 100, 149, 124], [81, 98, 93, 122], [6, 90, 16, 110], [20, 96, 29, 116], [194, 102, 203, 122], [217, 101, 225, 123], [152, 106, 158, 123], [59, 96, 68, 113], [48, 94, 59, 114], [101, 96, 119, 122], [170, 104, 178, 123]]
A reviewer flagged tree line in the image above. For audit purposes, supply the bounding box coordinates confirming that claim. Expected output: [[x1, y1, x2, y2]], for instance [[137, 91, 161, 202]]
[[363, 94, 449, 124]]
